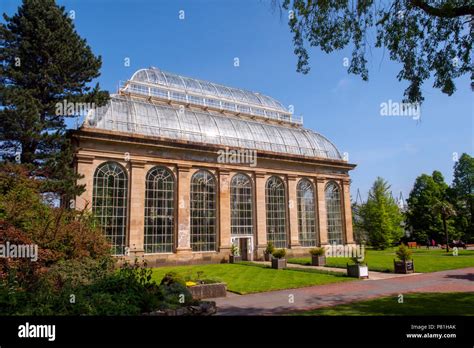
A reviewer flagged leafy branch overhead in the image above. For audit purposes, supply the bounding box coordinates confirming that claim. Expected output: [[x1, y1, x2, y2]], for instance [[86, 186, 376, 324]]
[[281, 0, 473, 103]]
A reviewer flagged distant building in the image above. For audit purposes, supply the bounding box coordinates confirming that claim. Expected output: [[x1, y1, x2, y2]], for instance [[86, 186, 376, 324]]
[[72, 68, 356, 265]]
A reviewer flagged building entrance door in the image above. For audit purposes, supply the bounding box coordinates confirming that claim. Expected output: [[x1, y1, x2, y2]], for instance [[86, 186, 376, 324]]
[[239, 238, 249, 261]]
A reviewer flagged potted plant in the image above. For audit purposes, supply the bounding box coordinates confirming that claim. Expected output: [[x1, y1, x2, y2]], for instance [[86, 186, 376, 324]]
[[264, 242, 275, 261], [229, 243, 241, 263], [271, 248, 287, 269], [309, 247, 326, 266], [394, 244, 415, 274], [346, 253, 369, 279]]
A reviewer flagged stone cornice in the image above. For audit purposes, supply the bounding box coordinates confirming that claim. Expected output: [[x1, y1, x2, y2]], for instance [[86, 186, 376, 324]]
[[130, 160, 146, 168], [71, 128, 357, 171], [76, 154, 94, 164], [178, 164, 192, 173]]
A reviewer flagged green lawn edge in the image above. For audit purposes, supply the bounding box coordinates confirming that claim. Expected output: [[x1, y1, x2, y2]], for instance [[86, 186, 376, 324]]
[[151, 262, 353, 295], [288, 292, 474, 316], [289, 247, 474, 273]]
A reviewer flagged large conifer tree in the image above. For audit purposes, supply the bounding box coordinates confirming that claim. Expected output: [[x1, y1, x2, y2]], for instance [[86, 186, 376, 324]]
[[0, 0, 109, 202], [358, 177, 404, 249]]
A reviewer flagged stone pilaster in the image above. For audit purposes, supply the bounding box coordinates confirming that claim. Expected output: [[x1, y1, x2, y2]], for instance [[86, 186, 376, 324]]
[[176, 164, 192, 254], [218, 170, 231, 252], [315, 178, 328, 246], [342, 179, 354, 244], [128, 160, 146, 257], [75, 154, 95, 211], [255, 172, 267, 255], [287, 175, 300, 248]]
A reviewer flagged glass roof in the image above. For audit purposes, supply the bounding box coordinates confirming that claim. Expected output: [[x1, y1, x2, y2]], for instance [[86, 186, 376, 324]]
[[85, 95, 342, 160], [130, 68, 289, 114]]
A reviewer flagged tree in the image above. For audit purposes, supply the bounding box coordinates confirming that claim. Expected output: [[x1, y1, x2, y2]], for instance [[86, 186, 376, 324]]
[[0, 0, 109, 203], [405, 171, 458, 244], [352, 201, 368, 244], [357, 177, 404, 249], [450, 153, 474, 242], [281, 0, 473, 103], [433, 200, 456, 252]]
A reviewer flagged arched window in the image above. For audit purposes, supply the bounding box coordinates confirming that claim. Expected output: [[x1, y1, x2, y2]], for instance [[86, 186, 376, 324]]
[[231, 173, 253, 235], [190, 170, 217, 251], [266, 176, 287, 248], [325, 182, 343, 244], [93, 162, 128, 255], [297, 179, 317, 246], [144, 167, 175, 253]]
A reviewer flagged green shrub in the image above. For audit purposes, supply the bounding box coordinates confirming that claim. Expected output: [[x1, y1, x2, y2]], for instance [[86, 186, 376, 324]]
[[309, 247, 325, 256], [265, 242, 275, 255], [272, 248, 286, 259], [158, 282, 194, 309], [160, 271, 186, 286], [396, 244, 412, 261], [0, 259, 197, 315], [43, 257, 114, 290]]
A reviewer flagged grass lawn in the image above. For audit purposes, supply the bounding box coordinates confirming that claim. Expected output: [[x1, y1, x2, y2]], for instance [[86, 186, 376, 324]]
[[289, 247, 474, 273], [151, 262, 352, 295], [290, 292, 474, 316]]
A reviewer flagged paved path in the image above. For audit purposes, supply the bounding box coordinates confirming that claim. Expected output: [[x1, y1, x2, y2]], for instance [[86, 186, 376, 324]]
[[212, 267, 474, 315], [252, 261, 422, 280]]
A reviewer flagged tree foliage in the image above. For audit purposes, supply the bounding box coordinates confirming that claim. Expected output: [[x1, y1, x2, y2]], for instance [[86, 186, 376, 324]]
[[281, 0, 473, 103], [450, 153, 474, 242], [0, 163, 112, 282], [0, 0, 109, 201], [405, 170, 458, 243], [357, 177, 404, 249]]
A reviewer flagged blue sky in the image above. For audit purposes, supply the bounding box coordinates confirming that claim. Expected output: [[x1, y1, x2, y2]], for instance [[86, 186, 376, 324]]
[[2, 0, 473, 201]]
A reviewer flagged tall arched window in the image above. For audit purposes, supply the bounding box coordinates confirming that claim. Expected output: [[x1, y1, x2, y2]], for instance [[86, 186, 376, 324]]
[[190, 170, 217, 251], [297, 179, 317, 246], [144, 167, 175, 253], [266, 176, 287, 248], [93, 162, 128, 255], [231, 173, 253, 235], [325, 182, 343, 244]]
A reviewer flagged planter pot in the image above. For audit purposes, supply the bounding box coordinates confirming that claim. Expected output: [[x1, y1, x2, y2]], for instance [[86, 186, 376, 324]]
[[347, 263, 369, 279], [271, 258, 287, 270], [188, 283, 227, 300], [229, 255, 241, 264], [394, 260, 415, 274], [311, 255, 326, 266], [264, 253, 271, 262]]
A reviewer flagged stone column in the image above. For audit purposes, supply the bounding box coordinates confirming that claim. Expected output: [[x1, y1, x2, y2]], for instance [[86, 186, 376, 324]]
[[342, 179, 355, 244], [315, 178, 329, 246], [218, 170, 231, 253], [176, 164, 192, 254], [287, 175, 300, 248], [255, 172, 267, 257], [75, 154, 95, 211], [128, 160, 146, 257]]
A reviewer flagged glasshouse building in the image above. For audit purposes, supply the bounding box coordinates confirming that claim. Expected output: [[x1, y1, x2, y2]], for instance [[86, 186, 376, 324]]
[[72, 67, 356, 265]]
